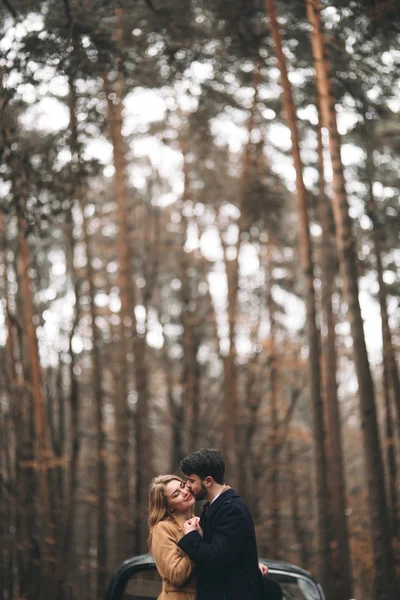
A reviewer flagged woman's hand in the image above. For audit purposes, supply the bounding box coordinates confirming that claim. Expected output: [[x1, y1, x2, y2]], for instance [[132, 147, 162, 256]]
[[184, 517, 201, 535]]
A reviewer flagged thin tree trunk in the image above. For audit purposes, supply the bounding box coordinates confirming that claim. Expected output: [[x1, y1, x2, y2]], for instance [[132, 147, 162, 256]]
[[16, 206, 55, 595], [0, 215, 17, 599], [362, 113, 399, 538], [316, 108, 353, 599], [288, 439, 309, 570], [104, 68, 133, 559], [80, 202, 109, 596], [0, 213, 17, 387], [105, 40, 152, 552], [264, 1, 333, 594], [161, 330, 185, 473], [306, 1, 398, 597], [179, 140, 200, 450], [237, 244, 264, 516], [221, 59, 261, 489], [59, 72, 84, 600], [266, 238, 280, 559]]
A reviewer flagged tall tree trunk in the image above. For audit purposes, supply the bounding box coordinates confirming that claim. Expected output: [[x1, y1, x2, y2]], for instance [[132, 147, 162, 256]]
[[105, 39, 152, 552], [264, 1, 333, 594], [60, 73, 83, 600], [16, 205, 54, 595], [221, 58, 260, 489], [266, 238, 280, 559], [104, 69, 133, 562], [0, 213, 17, 387], [161, 331, 184, 473], [179, 140, 200, 450], [67, 11, 109, 578], [362, 114, 399, 538], [81, 202, 109, 596], [288, 439, 309, 570], [306, 1, 398, 597], [316, 108, 353, 599], [237, 240, 265, 517], [0, 212, 17, 599]]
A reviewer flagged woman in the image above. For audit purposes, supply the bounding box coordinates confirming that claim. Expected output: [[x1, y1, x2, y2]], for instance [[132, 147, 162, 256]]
[[148, 474, 198, 600]]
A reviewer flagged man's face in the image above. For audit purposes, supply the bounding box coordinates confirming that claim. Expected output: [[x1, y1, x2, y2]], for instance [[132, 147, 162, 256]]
[[185, 474, 208, 501]]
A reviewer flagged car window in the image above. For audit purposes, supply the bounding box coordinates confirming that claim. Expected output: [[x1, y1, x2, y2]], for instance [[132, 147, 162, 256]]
[[272, 573, 321, 600], [119, 568, 322, 600], [123, 569, 162, 600]]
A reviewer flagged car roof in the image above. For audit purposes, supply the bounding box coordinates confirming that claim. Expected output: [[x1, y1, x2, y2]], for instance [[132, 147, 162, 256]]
[[259, 557, 316, 580], [105, 554, 322, 600], [114, 553, 318, 583]]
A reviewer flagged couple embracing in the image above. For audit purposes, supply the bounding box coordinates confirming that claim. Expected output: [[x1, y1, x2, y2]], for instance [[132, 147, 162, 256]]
[[148, 448, 272, 600]]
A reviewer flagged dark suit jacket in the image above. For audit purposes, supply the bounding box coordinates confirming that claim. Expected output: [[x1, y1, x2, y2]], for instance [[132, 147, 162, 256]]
[[178, 488, 263, 600]]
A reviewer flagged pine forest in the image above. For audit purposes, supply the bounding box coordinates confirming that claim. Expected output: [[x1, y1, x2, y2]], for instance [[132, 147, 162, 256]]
[[0, 1, 399, 599]]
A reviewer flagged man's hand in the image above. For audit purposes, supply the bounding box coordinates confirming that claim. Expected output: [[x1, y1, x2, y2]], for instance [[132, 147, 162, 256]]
[[258, 562, 269, 576], [184, 517, 201, 535]]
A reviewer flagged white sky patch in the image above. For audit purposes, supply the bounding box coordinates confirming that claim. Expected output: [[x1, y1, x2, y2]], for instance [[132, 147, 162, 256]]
[[200, 227, 223, 262], [359, 275, 384, 365], [124, 89, 166, 133], [273, 286, 305, 332], [210, 114, 248, 152], [341, 143, 365, 166], [85, 138, 113, 164], [298, 104, 318, 125], [20, 97, 69, 133], [48, 75, 69, 97], [188, 61, 214, 83], [240, 244, 259, 277], [337, 107, 359, 135], [268, 123, 292, 152]]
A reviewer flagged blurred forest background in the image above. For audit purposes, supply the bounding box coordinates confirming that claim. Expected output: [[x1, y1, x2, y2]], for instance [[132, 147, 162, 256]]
[[0, 1, 399, 599]]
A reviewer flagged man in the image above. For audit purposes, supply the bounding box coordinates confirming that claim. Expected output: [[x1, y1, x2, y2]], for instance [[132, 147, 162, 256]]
[[178, 448, 265, 600]]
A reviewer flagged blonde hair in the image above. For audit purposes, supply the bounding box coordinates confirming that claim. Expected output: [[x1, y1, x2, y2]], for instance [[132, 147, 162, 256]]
[[148, 474, 188, 551]]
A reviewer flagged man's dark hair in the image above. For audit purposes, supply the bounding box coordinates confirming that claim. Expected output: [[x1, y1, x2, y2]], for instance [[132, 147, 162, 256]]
[[180, 448, 225, 484]]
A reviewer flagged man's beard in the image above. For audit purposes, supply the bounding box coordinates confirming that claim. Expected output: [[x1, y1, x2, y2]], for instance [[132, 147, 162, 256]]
[[195, 482, 208, 501]]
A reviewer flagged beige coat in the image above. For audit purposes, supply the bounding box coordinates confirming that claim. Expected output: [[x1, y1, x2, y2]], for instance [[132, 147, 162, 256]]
[[151, 518, 196, 600]]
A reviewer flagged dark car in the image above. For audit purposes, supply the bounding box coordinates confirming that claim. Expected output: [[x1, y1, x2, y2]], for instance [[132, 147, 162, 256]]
[[105, 553, 326, 600]]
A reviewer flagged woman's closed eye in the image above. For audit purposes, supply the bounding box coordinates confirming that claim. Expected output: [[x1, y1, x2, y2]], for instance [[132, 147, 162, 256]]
[[172, 482, 186, 498]]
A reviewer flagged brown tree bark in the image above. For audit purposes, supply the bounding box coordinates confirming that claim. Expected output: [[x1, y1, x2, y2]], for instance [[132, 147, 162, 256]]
[[306, 1, 398, 597], [264, 1, 333, 594], [59, 73, 84, 600], [81, 201, 109, 596], [220, 59, 261, 489], [0, 218, 18, 599], [266, 238, 280, 559], [105, 22, 152, 551], [0, 213, 17, 387], [104, 67, 134, 559], [362, 114, 399, 539], [66, 46, 109, 591], [288, 438, 309, 570], [316, 109, 353, 599], [161, 330, 185, 473], [16, 205, 55, 593], [179, 140, 201, 451]]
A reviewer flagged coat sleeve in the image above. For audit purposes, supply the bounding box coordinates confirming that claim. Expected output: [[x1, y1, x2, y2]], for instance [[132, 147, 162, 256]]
[[177, 503, 249, 572], [152, 521, 195, 586]]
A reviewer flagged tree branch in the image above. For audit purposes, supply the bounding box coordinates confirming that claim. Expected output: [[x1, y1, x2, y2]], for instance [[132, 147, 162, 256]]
[[1, 0, 18, 18]]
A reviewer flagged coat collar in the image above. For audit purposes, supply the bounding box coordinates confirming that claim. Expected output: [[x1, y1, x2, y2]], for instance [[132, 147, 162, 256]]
[[202, 487, 238, 519]]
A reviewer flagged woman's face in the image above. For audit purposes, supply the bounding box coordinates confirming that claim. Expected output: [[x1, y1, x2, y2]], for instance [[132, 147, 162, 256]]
[[164, 479, 195, 514]]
